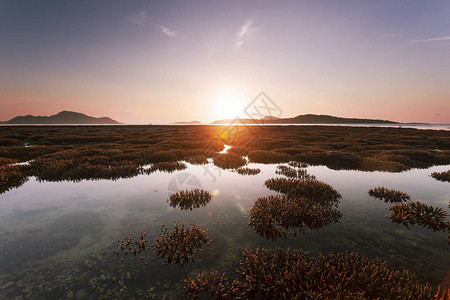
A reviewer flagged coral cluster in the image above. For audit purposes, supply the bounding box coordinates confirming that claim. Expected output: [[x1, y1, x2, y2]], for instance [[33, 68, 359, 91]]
[[167, 189, 212, 210], [213, 153, 247, 169], [248, 194, 342, 240], [113, 232, 148, 260], [368, 187, 411, 203], [387, 201, 450, 232], [431, 170, 450, 182], [0, 164, 28, 194], [249, 171, 343, 240], [264, 177, 342, 203], [275, 164, 315, 180], [153, 222, 210, 265], [185, 247, 450, 300]]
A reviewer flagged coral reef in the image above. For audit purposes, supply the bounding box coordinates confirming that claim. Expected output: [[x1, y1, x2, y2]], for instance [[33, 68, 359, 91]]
[[387, 201, 450, 232], [184, 247, 450, 300], [0, 125, 449, 191], [249, 176, 343, 240], [233, 167, 261, 175], [368, 187, 411, 203], [431, 170, 450, 182], [275, 165, 315, 180], [153, 222, 210, 265], [0, 164, 28, 194], [113, 232, 148, 260], [247, 150, 291, 164], [167, 189, 212, 210], [145, 161, 187, 173], [248, 194, 342, 240], [264, 177, 342, 203], [213, 153, 247, 169]]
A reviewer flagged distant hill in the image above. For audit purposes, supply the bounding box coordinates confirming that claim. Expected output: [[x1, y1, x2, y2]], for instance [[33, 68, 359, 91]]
[[6, 111, 121, 124], [212, 114, 398, 124], [173, 120, 202, 125]]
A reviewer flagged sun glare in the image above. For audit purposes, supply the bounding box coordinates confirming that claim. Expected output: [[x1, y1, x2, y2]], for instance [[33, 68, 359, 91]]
[[213, 93, 245, 120]]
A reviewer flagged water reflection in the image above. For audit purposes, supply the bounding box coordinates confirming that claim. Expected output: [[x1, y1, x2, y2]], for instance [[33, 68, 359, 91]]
[[0, 162, 448, 298]]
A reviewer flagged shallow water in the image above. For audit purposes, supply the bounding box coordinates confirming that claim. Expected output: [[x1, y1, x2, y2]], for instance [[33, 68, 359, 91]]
[[0, 162, 449, 299]]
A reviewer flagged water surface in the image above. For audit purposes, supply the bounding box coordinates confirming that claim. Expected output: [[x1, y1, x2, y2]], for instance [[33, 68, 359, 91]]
[[0, 162, 449, 299]]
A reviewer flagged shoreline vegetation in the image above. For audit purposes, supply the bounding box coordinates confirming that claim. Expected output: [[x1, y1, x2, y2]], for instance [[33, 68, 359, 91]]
[[0, 125, 449, 193]]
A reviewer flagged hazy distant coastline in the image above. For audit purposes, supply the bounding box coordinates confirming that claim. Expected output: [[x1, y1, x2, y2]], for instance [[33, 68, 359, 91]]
[[2, 112, 448, 131], [212, 114, 399, 125], [5, 111, 121, 125], [173, 120, 202, 125]]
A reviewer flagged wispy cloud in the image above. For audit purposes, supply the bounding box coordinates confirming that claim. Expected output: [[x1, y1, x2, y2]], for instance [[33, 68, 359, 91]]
[[409, 36, 450, 42], [158, 25, 178, 37], [129, 10, 150, 26], [202, 37, 214, 54], [235, 18, 258, 49], [238, 19, 255, 38]]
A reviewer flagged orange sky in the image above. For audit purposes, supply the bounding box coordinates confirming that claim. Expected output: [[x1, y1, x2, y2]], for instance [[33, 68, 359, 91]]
[[1, 1, 449, 124]]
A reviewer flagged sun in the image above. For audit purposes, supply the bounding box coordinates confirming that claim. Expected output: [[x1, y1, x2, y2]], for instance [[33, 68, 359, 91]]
[[213, 92, 245, 120]]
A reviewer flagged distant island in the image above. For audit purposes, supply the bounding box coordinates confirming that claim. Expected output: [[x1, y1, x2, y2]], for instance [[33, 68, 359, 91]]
[[212, 114, 399, 125], [5, 111, 121, 125], [173, 120, 202, 125]]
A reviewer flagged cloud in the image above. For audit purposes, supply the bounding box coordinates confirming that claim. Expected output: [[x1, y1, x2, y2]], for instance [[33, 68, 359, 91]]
[[238, 19, 255, 38], [202, 37, 214, 54], [158, 25, 178, 37], [409, 36, 450, 42], [129, 10, 150, 26], [235, 18, 258, 49]]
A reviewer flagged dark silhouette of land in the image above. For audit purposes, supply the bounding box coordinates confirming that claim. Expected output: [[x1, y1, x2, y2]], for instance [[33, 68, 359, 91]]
[[5, 111, 120, 124], [212, 114, 399, 124], [173, 121, 202, 125]]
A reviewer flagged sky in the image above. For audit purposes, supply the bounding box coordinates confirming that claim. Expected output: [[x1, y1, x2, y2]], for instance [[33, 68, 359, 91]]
[[1, 0, 449, 124]]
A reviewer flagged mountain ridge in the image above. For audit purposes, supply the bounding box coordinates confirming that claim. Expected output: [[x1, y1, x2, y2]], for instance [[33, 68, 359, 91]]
[[173, 120, 202, 125], [6, 111, 121, 124], [212, 114, 399, 124]]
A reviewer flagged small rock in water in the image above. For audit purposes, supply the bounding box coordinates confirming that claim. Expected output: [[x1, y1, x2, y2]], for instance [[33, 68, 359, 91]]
[[75, 289, 88, 300]]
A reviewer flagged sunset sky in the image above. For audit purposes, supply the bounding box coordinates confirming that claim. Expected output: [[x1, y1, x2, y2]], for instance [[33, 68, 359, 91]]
[[1, 0, 449, 124]]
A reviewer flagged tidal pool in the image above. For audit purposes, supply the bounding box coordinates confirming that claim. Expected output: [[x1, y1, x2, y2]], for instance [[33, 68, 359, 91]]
[[0, 162, 449, 299]]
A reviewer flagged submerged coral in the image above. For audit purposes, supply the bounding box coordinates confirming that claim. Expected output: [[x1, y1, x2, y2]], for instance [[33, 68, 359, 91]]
[[288, 161, 309, 168], [145, 161, 187, 173], [113, 232, 148, 259], [0, 164, 28, 194], [368, 187, 411, 203], [247, 150, 292, 164], [387, 201, 450, 232], [167, 189, 212, 210], [249, 177, 343, 240], [233, 167, 261, 175], [264, 177, 342, 203], [248, 194, 342, 240], [184, 155, 208, 165], [184, 247, 450, 300], [153, 222, 210, 265], [431, 170, 450, 182], [0, 212, 102, 268], [0, 125, 449, 188], [275, 165, 315, 180], [213, 153, 247, 169]]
